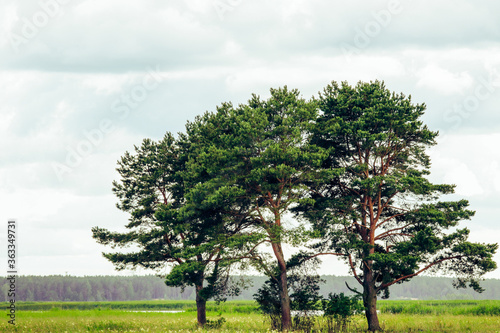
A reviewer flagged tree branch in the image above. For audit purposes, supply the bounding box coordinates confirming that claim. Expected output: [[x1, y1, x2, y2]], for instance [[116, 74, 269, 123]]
[[375, 212, 408, 229], [375, 223, 415, 241], [348, 253, 362, 285], [379, 255, 463, 290]]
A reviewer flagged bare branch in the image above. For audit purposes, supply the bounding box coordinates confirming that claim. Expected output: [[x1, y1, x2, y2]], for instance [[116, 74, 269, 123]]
[[379, 255, 463, 290]]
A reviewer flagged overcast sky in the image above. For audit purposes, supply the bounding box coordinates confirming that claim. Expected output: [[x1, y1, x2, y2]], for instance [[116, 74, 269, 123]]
[[1, 0, 500, 280]]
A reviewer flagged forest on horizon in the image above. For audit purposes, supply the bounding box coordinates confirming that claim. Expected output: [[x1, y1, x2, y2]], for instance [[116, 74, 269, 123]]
[[2, 275, 499, 303]]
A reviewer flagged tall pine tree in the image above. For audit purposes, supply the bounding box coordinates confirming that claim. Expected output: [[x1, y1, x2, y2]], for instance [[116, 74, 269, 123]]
[[298, 81, 497, 331]]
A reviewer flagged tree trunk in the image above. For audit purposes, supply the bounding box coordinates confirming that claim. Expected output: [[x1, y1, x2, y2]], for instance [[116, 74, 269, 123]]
[[272, 242, 292, 331], [363, 264, 382, 332], [195, 284, 207, 327], [279, 265, 292, 331]]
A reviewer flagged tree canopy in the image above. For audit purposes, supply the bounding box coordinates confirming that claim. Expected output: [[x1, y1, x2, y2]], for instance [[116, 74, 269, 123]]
[[183, 87, 328, 330], [92, 133, 247, 326], [296, 80, 497, 331]]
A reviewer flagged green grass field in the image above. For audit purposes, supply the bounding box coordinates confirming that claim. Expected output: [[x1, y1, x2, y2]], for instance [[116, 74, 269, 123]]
[[1, 300, 500, 332]]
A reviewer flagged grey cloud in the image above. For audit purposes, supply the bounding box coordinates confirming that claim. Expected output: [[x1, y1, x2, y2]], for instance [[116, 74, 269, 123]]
[[3, 0, 500, 74], [2, 0, 500, 276], [2, 1, 226, 72]]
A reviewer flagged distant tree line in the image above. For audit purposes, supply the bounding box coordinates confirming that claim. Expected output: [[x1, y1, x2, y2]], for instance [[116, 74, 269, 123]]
[[1, 275, 499, 302], [0, 275, 192, 302]]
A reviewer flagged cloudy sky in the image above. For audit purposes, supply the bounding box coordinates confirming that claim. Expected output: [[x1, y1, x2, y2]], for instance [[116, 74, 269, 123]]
[[1, 0, 500, 280]]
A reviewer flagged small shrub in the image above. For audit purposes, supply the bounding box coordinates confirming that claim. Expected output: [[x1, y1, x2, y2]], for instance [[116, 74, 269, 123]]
[[253, 278, 282, 330], [322, 293, 363, 333], [293, 314, 316, 333], [204, 317, 226, 329]]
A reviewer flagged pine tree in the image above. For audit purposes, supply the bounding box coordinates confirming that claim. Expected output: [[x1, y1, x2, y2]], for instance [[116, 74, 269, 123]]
[[298, 80, 497, 331]]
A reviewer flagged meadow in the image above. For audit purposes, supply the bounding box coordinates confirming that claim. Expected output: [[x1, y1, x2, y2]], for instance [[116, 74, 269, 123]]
[[1, 300, 500, 332]]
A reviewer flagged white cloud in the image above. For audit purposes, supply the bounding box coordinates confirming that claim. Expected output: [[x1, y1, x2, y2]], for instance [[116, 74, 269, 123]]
[[443, 162, 484, 196], [491, 162, 500, 193], [0, 188, 75, 222], [80, 74, 132, 96], [429, 133, 500, 196], [416, 64, 474, 95], [222, 40, 244, 58], [1, 0, 500, 278], [0, 3, 18, 48]]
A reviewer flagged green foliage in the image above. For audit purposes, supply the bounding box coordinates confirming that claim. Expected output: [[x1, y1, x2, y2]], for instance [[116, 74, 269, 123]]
[[379, 300, 500, 316], [204, 316, 227, 329], [295, 80, 497, 330], [0, 308, 268, 332], [288, 256, 324, 313], [91, 131, 250, 326], [323, 292, 363, 320], [254, 257, 325, 331], [253, 278, 282, 330], [91, 133, 190, 272], [323, 293, 363, 332], [254, 274, 363, 332], [1, 299, 259, 313], [86, 320, 129, 331], [8, 273, 500, 304], [184, 86, 330, 330], [90, 80, 497, 332], [3, 301, 500, 332]]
